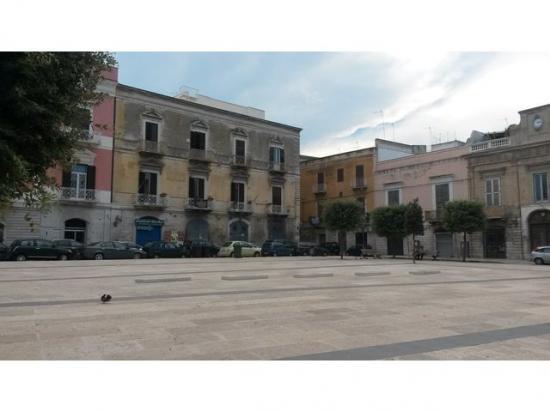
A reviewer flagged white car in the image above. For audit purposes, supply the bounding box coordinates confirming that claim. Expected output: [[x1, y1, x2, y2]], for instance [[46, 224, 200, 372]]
[[217, 241, 262, 257], [531, 246, 550, 265]]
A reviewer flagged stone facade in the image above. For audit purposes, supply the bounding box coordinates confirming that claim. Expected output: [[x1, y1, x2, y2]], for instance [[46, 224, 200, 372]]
[[466, 103, 550, 260]]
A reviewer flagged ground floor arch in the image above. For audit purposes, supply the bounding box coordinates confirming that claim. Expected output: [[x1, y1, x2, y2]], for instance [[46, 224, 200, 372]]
[[229, 219, 249, 241], [135, 216, 163, 245], [64, 218, 87, 243], [529, 209, 550, 250], [186, 218, 209, 241]]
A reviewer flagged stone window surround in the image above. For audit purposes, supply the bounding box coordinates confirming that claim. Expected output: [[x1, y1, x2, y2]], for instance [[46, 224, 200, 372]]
[[190, 120, 209, 151], [384, 182, 402, 206], [485, 176, 502, 207], [430, 175, 454, 210], [189, 174, 208, 200]]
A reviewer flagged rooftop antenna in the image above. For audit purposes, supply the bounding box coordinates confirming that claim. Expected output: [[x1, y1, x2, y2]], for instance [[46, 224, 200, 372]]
[[373, 110, 386, 139], [504, 117, 509, 129], [391, 123, 396, 141], [425, 126, 433, 143]]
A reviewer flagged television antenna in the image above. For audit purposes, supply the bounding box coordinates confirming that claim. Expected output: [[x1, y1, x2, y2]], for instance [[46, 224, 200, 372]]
[[373, 110, 385, 139]]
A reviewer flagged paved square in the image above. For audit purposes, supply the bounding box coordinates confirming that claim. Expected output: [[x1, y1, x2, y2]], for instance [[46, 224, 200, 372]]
[[0, 257, 549, 360]]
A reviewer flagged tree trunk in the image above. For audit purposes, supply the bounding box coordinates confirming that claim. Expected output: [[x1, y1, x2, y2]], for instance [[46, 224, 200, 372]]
[[412, 234, 416, 264], [463, 232, 467, 262], [339, 231, 344, 260]]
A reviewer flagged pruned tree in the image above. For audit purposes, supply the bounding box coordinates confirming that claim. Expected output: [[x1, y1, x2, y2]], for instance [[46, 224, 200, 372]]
[[0, 52, 115, 211], [371, 205, 407, 257], [404, 198, 424, 264], [323, 200, 365, 260], [442, 200, 486, 262]]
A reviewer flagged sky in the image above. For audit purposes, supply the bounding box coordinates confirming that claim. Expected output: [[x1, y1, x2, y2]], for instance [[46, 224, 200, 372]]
[[116, 52, 550, 157]]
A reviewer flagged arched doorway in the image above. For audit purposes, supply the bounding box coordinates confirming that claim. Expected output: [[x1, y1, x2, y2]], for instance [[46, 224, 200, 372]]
[[529, 210, 550, 250], [186, 218, 209, 241], [64, 218, 86, 243], [135, 216, 163, 245], [229, 220, 249, 241]]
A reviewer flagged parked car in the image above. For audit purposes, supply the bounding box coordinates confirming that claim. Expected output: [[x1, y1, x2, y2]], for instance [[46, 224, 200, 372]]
[[261, 240, 291, 256], [297, 242, 316, 256], [531, 246, 550, 264], [118, 241, 144, 250], [8, 239, 73, 261], [142, 241, 186, 258], [217, 241, 262, 257], [0, 243, 9, 261], [320, 242, 340, 255], [82, 241, 146, 260], [273, 239, 300, 256], [52, 239, 85, 259], [183, 240, 219, 257]]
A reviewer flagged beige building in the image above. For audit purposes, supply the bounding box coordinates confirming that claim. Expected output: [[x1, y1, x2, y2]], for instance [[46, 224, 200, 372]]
[[111, 84, 301, 246], [466, 103, 550, 259]]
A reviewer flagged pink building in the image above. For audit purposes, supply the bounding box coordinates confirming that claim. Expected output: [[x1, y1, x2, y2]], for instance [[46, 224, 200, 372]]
[[373, 138, 481, 258]]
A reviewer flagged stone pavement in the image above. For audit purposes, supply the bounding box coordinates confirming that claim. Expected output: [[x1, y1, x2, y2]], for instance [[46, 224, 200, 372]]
[[0, 256, 549, 360]]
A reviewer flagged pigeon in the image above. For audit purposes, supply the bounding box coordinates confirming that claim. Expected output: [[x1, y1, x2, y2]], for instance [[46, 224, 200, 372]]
[[100, 294, 112, 303]]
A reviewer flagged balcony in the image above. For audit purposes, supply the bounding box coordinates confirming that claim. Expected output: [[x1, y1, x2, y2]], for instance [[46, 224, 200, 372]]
[[134, 193, 167, 209], [352, 178, 367, 190], [139, 140, 162, 156], [58, 187, 96, 202], [268, 204, 288, 216], [231, 155, 249, 168], [269, 161, 285, 174], [185, 198, 212, 212], [189, 148, 211, 162], [470, 137, 510, 152], [229, 201, 252, 214], [425, 209, 444, 222], [313, 183, 327, 194]]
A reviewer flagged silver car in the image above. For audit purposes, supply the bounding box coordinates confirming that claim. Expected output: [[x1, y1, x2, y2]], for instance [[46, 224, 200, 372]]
[[531, 246, 550, 264]]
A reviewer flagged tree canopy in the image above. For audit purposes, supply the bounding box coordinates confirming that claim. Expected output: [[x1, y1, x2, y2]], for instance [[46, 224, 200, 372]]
[[323, 200, 365, 259], [0, 52, 115, 210], [371, 205, 407, 240], [443, 200, 486, 261]]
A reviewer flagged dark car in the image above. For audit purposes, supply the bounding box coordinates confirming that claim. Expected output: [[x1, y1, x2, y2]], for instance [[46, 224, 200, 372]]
[[320, 242, 340, 255], [82, 241, 146, 260], [143, 241, 186, 258], [53, 239, 85, 260], [118, 241, 143, 250], [8, 239, 73, 261], [273, 239, 300, 256], [310, 245, 330, 256], [261, 240, 291, 256], [0, 243, 9, 261], [183, 240, 219, 257]]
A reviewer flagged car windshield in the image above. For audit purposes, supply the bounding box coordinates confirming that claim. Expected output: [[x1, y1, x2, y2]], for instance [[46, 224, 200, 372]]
[[222, 242, 233, 247], [88, 242, 101, 247]]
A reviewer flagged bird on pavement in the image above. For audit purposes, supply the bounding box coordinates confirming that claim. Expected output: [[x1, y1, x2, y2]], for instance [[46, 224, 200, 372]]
[[100, 294, 112, 303]]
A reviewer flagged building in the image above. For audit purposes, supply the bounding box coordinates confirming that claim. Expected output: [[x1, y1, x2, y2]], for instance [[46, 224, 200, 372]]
[[373, 138, 481, 258], [0, 68, 118, 244], [300, 148, 374, 248], [110, 83, 301, 246], [466, 103, 550, 259], [1, 68, 302, 246]]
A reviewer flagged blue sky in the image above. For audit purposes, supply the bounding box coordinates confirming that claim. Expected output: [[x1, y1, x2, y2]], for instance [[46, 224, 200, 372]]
[[116, 52, 550, 157]]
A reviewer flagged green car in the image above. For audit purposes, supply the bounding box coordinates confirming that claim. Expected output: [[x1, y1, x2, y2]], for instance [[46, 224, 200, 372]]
[[82, 241, 147, 260], [8, 239, 73, 261]]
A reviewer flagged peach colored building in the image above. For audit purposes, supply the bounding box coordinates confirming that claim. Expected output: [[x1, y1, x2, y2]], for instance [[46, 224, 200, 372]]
[[373, 138, 482, 258]]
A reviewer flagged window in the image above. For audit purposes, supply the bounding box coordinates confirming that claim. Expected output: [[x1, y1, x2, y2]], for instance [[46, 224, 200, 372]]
[[64, 218, 86, 243], [485, 177, 501, 206], [231, 182, 245, 204], [387, 189, 400, 206], [138, 171, 158, 195], [533, 173, 548, 202], [189, 177, 205, 199], [235, 139, 246, 158], [435, 183, 450, 210], [62, 164, 95, 199], [190, 131, 206, 150], [356, 197, 365, 211], [355, 165, 364, 187], [269, 146, 285, 164], [317, 172, 324, 184], [337, 168, 344, 182], [272, 186, 282, 206], [145, 122, 159, 142]]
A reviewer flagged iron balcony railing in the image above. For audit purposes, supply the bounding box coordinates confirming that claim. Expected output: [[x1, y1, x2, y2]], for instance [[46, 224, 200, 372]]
[[232, 155, 248, 166], [269, 204, 286, 215], [229, 201, 252, 212], [313, 183, 327, 193], [352, 178, 367, 189], [58, 187, 96, 201], [187, 198, 210, 209], [135, 193, 167, 207], [269, 161, 285, 172], [470, 137, 510, 152], [142, 140, 160, 153], [189, 148, 210, 161]]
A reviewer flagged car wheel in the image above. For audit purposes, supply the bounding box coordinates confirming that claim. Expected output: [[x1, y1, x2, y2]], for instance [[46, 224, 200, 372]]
[[254, 252, 260, 257], [154, 254, 160, 259], [15, 254, 26, 262], [229, 252, 234, 257], [534, 257, 544, 265], [133, 253, 141, 259], [94, 253, 104, 260], [58, 254, 68, 261]]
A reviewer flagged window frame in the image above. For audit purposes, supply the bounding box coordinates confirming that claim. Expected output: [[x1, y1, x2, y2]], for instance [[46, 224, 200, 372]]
[[189, 175, 207, 200], [485, 177, 501, 207], [138, 169, 160, 196], [533, 172, 548, 202], [386, 188, 401, 206]]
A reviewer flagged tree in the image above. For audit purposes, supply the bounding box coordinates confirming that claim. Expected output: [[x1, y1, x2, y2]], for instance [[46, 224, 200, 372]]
[[371, 205, 407, 257], [323, 200, 365, 259], [0, 52, 115, 211], [404, 198, 424, 264], [442, 200, 486, 262]]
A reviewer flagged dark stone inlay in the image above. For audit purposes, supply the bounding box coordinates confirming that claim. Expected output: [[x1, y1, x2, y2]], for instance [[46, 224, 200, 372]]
[[355, 272, 390, 277], [2, 274, 550, 309], [135, 277, 192, 284], [293, 273, 333, 278], [282, 322, 550, 360], [410, 270, 441, 275], [221, 275, 269, 281]]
